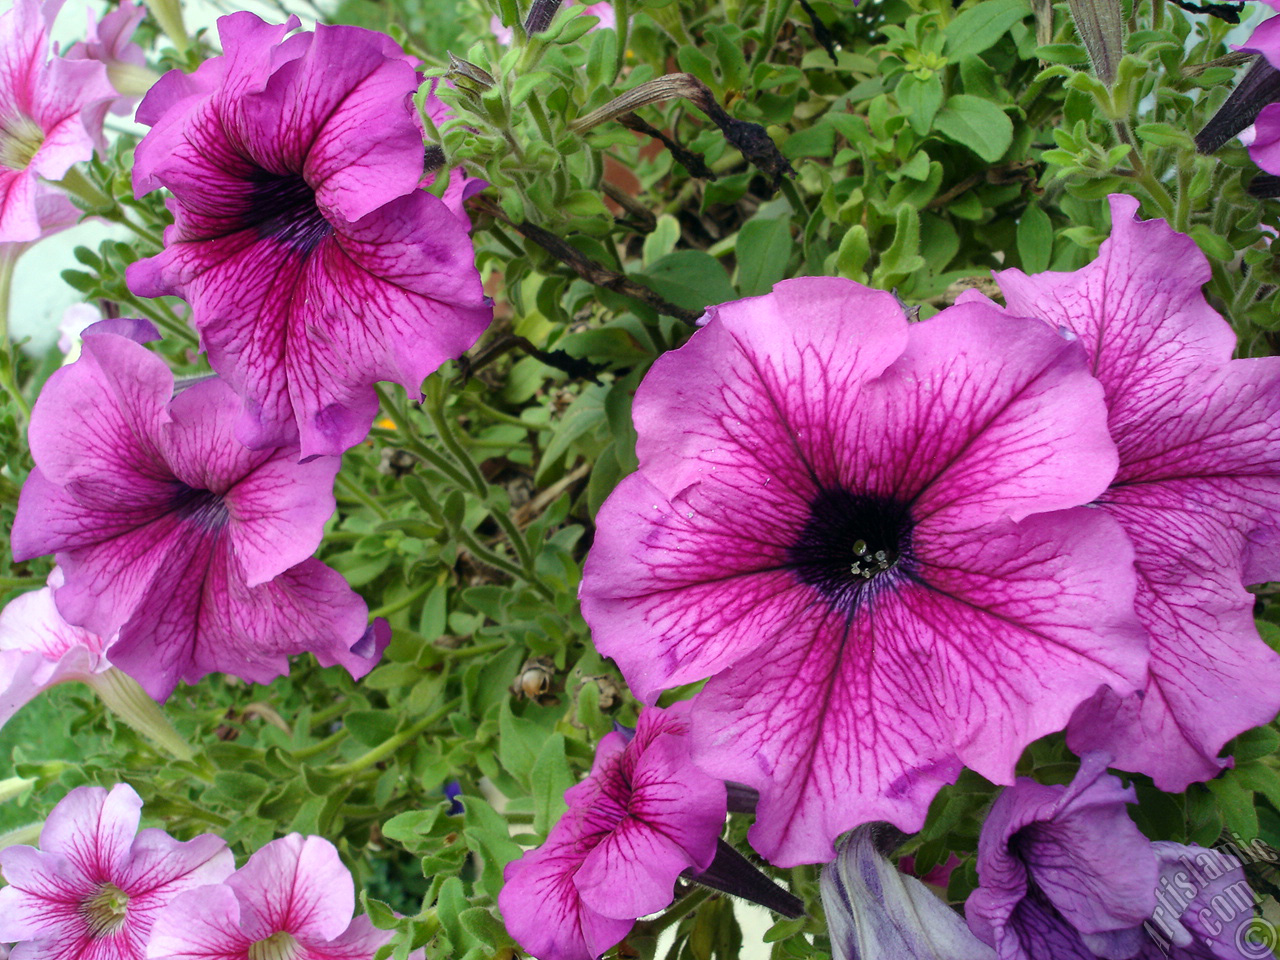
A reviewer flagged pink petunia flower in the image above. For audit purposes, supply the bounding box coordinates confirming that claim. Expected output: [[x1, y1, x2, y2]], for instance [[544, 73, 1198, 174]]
[[580, 277, 1149, 866], [0, 783, 234, 960], [991, 194, 1280, 791], [146, 834, 391, 960], [0, 569, 111, 728], [65, 2, 157, 112], [10, 319, 388, 701], [0, 0, 114, 242], [499, 703, 728, 960], [126, 13, 492, 459]]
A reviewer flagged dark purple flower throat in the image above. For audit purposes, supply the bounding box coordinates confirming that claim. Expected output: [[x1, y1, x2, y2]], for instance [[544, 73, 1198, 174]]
[[787, 487, 914, 611]]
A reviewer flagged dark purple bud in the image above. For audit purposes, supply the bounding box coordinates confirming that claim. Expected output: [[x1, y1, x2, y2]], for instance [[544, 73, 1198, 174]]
[[686, 839, 805, 919], [1197, 57, 1279, 154]]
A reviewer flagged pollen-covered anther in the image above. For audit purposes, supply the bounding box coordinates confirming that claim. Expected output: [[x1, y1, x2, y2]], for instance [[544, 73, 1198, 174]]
[[81, 882, 130, 937]]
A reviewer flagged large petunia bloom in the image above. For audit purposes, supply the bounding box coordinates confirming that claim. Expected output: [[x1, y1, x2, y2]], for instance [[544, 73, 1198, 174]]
[[991, 194, 1280, 791], [580, 277, 1149, 866], [966, 754, 1259, 960], [0, 0, 114, 241], [11, 319, 387, 701], [0, 783, 234, 960], [499, 703, 728, 960], [147, 834, 391, 960], [126, 13, 492, 458]]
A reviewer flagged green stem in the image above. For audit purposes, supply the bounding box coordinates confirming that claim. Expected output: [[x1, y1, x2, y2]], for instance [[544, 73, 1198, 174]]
[[369, 579, 434, 619], [291, 727, 349, 761], [87, 668, 195, 762], [0, 576, 45, 591], [613, 0, 631, 81], [336, 471, 390, 521], [56, 165, 111, 209], [423, 377, 489, 498], [461, 396, 551, 432], [325, 700, 456, 777], [645, 886, 714, 936], [443, 638, 510, 659], [0, 253, 13, 343]]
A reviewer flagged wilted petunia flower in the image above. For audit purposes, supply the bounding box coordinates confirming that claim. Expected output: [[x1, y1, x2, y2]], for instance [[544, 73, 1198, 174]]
[[990, 194, 1280, 791], [127, 13, 492, 458], [0, 0, 114, 242], [499, 702, 728, 960], [821, 824, 995, 960], [11, 319, 388, 701], [147, 834, 390, 960], [966, 754, 1158, 959], [0, 782, 234, 960], [966, 754, 1261, 960], [580, 277, 1148, 866]]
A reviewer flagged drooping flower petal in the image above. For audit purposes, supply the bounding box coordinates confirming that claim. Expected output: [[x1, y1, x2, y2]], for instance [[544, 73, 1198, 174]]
[[0, 783, 233, 960], [994, 194, 1280, 790], [582, 278, 1147, 866], [0, 571, 110, 728], [820, 825, 995, 960], [147, 834, 391, 960], [499, 703, 729, 960], [11, 323, 382, 700], [127, 13, 491, 457]]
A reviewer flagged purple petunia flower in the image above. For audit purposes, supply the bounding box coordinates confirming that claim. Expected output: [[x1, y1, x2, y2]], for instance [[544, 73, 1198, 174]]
[[0, 783, 233, 960], [989, 194, 1280, 791], [966, 754, 1260, 960], [499, 702, 728, 960], [580, 277, 1148, 866], [126, 13, 492, 458], [11, 319, 388, 701], [821, 824, 995, 960], [0, 0, 114, 242], [147, 833, 391, 960]]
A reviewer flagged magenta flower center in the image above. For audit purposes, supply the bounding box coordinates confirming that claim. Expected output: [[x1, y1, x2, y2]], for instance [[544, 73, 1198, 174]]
[[0, 113, 43, 170], [787, 487, 914, 611], [171, 485, 230, 530], [249, 174, 332, 255], [247, 930, 301, 960], [80, 881, 130, 937]]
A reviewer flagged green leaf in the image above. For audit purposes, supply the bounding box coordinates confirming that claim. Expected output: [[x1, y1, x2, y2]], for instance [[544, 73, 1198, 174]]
[[896, 73, 943, 135], [642, 214, 681, 267], [1016, 203, 1053, 273], [835, 224, 871, 280], [345, 710, 399, 748], [638, 250, 737, 311], [933, 95, 1013, 162], [735, 217, 793, 297], [530, 733, 575, 834], [1208, 774, 1260, 840], [783, 122, 836, 159], [945, 0, 1030, 58]]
